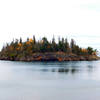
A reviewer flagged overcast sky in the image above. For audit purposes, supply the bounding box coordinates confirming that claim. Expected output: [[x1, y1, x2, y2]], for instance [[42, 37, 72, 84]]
[[0, 0, 100, 51]]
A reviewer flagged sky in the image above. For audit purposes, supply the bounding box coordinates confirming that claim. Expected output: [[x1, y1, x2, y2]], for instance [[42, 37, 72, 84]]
[[0, 0, 100, 51]]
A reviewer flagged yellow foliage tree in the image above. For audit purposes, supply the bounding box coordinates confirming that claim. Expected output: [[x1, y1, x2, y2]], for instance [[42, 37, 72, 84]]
[[82, 48, 88, 53], [18, 43, 22, 47], [29, 38, 33, 43]]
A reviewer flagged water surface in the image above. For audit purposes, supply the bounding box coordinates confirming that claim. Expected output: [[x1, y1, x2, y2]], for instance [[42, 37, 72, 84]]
[[0, 60, 100, 100]]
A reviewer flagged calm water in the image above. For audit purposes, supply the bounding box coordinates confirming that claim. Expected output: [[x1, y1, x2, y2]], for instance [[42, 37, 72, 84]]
[[0, 60, 100, 100]]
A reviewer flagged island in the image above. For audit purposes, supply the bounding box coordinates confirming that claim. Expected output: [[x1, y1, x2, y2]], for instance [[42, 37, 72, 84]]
[[0, 36, 99, 61]]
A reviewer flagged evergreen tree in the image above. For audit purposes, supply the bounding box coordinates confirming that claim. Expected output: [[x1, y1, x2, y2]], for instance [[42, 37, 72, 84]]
[[65, 38, 70, 53], [33, 35, 36, 44], [70, 39, 76, 53], [87, 47, 94, 55], [19, 37, 22, 44], [51, 36, 57, 52]]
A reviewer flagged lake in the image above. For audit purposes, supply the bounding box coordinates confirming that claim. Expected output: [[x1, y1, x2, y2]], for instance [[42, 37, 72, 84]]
[[0, 60, 100, 100]]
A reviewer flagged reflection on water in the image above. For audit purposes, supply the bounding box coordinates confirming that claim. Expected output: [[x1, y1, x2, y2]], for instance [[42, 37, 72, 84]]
[[37, 62, 95, 75], [0, 60, 100, 100], [42, 68, 79, 74]]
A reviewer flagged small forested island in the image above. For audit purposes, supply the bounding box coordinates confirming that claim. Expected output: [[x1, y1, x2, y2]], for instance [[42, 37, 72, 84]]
[[0, 36, 99, 61]]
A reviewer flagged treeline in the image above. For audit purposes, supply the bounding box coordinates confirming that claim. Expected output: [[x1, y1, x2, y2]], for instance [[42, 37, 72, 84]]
[[0, 36, 97, 58]]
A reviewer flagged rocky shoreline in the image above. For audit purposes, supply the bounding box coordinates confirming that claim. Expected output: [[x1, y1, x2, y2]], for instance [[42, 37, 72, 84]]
[[0, 52, 99, 61]]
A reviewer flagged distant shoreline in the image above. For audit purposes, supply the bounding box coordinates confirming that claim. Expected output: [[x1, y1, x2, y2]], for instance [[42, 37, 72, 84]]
[[0, 36, 99, 62], [0, 52, 99, 62]]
